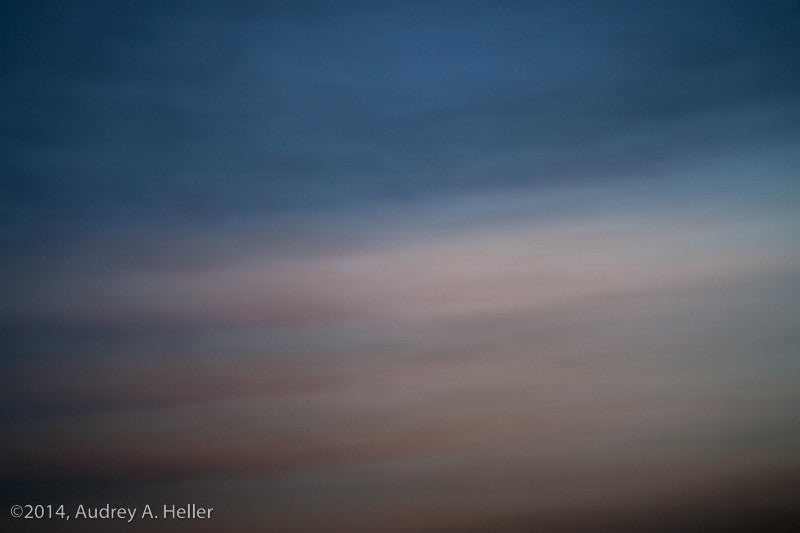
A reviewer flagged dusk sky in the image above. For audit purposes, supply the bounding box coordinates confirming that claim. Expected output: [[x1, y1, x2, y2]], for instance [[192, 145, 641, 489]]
[[2, 2, 800, 532]]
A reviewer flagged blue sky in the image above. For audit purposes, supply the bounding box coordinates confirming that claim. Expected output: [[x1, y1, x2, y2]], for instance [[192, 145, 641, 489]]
[[3, 1, 798, 230]]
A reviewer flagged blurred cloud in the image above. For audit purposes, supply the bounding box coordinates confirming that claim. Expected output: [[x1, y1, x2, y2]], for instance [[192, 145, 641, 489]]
[[3, 179, 798, 334], [2, 1, 800, 531]]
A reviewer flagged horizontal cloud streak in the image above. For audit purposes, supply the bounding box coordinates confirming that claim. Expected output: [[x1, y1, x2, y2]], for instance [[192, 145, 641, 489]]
[[3, 182, 798, 332]]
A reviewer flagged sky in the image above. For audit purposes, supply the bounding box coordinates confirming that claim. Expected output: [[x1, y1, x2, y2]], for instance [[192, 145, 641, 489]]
[[2, 1, 800, 532]]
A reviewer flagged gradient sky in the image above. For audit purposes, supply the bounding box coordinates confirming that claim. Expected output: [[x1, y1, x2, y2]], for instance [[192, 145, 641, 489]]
[[3, 1, 798, 229], [2, 2, 800, 532]]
